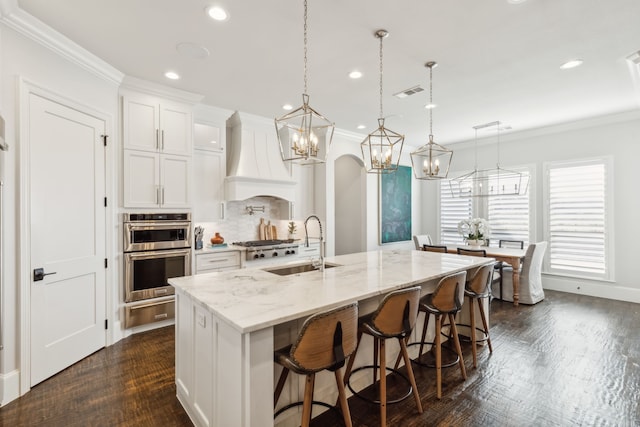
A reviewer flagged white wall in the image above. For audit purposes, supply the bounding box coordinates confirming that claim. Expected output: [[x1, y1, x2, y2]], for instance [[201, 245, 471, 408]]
[[0, 23, 120, 403], [417, 111, 640, 302]]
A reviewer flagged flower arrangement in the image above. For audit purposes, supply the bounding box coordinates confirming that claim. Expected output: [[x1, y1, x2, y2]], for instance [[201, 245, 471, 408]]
[[458, 218, 490, 241]]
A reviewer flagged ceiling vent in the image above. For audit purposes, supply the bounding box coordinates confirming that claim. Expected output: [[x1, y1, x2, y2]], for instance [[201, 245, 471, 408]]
[[393, 85, 424, 99]]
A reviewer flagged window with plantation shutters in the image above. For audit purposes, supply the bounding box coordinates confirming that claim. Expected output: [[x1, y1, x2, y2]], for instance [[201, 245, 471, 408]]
[[440, 180, 472, 245], [486, 169, 531, 247], [545, 159, 610, 279]]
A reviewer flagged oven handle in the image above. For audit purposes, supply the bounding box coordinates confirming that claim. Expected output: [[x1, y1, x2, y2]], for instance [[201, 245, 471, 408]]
[[125, 222, 191, 232], [125, 248, 192, 261]]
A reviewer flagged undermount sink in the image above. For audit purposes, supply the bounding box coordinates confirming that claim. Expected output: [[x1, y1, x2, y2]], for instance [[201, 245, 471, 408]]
[[263, 262, 340, 276]]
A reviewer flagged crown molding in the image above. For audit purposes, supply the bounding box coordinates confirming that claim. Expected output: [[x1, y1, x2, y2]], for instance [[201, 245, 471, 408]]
[[448, 109, 640, 150], [0, 4, 124, 86], [120, 76, 204, 105]]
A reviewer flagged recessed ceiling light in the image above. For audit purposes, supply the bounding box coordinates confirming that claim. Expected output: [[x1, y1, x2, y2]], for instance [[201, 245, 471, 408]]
[[282, 104, 293, 111], [560, 59, 584, 69], [164, 71, 180, 80], [424, 103, 437, 109], [357, 124, 366, 130], [507, 0, 527, 4], [207, 6, 229, 21], [349, 71, 363, 79]]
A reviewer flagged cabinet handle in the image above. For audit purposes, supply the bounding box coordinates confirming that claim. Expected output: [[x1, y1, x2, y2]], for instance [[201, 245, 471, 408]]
[[154, 313, 168, 320], [220, 202, 225, 220], [161, 186, 165, 205], [156, 186, 160, 204], [207, 258, 230, 263], [161, 130, 165, 150], [156, 129, 159, 150]]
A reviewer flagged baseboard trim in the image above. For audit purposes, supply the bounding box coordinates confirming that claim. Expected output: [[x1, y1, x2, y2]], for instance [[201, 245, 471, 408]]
[[543, 275, 640, 304], [1, 369, 20, 407]]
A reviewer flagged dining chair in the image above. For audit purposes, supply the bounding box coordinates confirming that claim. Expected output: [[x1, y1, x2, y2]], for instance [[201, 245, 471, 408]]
[[413, 235, 433, 250], [499, 239, 524, 249], [492, 241, 547, 304], [456, 248, 487, 257], [423, 244, 448, 253]]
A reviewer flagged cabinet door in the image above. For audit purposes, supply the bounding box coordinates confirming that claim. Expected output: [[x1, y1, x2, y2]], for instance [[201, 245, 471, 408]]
[[193, 149, 225, 222], [160, 154, 191, 208], [123, 150, 160, 208], [161, 103, 192, 156], [122, 95, 160, 152], [292, 165, 314, 219]]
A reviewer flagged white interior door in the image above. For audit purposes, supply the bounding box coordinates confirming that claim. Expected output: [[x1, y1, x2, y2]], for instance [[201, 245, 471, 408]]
[[28, 93, 106, 386]]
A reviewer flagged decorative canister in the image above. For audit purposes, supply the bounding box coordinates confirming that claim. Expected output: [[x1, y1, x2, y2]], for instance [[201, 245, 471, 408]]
[[211, 232, 225, 245]]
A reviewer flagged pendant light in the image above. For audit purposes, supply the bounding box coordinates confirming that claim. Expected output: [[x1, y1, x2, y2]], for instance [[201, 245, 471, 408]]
[[449, 121, 529, 197], [410, 61, 453, 180], [361, 29, 404, 174], [275, 0, 334, 165]]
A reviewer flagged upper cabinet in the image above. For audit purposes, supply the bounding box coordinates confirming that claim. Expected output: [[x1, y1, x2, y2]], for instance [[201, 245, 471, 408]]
[[122, 93, 192, 156], [121, 90, 194, 208]]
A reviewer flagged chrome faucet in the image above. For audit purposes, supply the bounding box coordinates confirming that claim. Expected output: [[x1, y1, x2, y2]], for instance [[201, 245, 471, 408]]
[[304, 215, 325, 271]]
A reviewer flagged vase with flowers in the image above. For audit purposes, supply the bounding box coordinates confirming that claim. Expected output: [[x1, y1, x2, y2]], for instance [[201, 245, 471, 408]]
[[287, 221, 297, 240], [458, 218, 490, 247]]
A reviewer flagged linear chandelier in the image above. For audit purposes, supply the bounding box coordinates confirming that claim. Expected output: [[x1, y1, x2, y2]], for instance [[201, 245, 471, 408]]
[[449, 121, 529, 197], [361, 29, 404, 174], [275, 0, 334, 165]]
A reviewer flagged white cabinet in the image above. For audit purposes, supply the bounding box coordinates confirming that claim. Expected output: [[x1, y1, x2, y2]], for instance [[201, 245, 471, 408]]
[[122, 92, 193, 208], [123, 93, 192, 155], [193, 148, 225, 222], [195, 250, 241, 274], [290, 164, 314, 220], [123, 151, 190, 208]]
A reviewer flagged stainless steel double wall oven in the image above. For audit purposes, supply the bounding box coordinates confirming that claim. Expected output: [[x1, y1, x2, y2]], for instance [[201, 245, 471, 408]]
[[123, 213, 191, 327]]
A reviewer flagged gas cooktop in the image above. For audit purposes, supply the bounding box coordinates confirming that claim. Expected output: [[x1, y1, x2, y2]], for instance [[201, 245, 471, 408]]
[[232, 240, 295, 247]]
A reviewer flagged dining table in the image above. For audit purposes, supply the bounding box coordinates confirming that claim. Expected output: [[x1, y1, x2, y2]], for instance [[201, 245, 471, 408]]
[[447, 245, 527, 306]]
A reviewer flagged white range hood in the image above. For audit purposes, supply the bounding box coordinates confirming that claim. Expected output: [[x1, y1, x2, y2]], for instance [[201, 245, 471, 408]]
[[225, 111, 296, 202]]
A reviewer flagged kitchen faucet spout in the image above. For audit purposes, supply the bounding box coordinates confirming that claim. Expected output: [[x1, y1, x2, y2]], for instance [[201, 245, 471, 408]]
[[304, 215, 325, 271]]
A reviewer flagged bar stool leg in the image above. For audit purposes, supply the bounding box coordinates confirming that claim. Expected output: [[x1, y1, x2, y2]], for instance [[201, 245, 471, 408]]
[[435, 314, 442, 399], [343, 331, 363, 384], [470, 296, 478, 368], [448, 314, 467, 380], [334, 368, 353, 427], [274, 367, 289, 408], [379, 338, 387, 427], [398, 337, 423, 414], [419, 310, 430, 357], [478, 298, 493, 353], [301, 373, 315, 427]]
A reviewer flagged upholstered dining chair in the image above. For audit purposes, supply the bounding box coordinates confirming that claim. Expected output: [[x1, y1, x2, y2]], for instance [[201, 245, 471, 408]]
[[492, 241, 547, 304], [413, 235, 433, 250]]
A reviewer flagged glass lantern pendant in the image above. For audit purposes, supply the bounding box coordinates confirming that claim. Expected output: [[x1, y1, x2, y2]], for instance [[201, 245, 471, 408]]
[[361, 29, 404, 174], [275, 0, 334, 165], [410, 61, 453, 180]]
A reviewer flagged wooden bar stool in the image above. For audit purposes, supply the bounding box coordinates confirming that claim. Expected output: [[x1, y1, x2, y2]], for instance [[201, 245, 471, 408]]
[[404, 271, 468, 399], [274, 302, 358, 427], [462, 263, 494, 368], [343, 287, 423, 427]]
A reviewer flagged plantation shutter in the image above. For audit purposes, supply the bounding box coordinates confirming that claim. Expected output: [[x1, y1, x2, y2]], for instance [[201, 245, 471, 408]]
[[547, 161, 607, 278], [440, 180, 472, 245], [486, 170, 530, 247]]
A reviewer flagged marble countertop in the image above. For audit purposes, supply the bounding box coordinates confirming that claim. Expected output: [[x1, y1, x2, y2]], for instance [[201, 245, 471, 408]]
[[194, 244, 245, 254], [169, 249, 493, 334]]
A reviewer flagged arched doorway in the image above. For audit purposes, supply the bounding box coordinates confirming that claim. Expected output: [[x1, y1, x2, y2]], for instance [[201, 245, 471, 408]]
[[334, 155, 366, 255]]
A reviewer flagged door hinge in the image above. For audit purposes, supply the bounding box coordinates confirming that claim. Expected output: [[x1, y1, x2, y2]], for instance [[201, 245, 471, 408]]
[[104, 197, 107, 207], [104, 258, 108, 268], [105, 319, 108, 330], [101, 134, 108, 147]]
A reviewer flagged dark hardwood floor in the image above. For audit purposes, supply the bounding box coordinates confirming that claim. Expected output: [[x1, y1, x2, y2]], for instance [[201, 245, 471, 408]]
[[1, 290, 639, 426]]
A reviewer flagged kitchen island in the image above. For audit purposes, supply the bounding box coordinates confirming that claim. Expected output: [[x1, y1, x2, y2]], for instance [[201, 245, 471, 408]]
[[169, 249, 493, 427]]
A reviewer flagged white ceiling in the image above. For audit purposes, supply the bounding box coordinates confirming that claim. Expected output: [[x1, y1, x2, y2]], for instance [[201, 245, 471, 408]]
[[15, 0, 640, 146]]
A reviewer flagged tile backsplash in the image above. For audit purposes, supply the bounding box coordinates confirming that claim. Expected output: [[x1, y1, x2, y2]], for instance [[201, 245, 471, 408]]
[[195, 196, 301, 244]]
